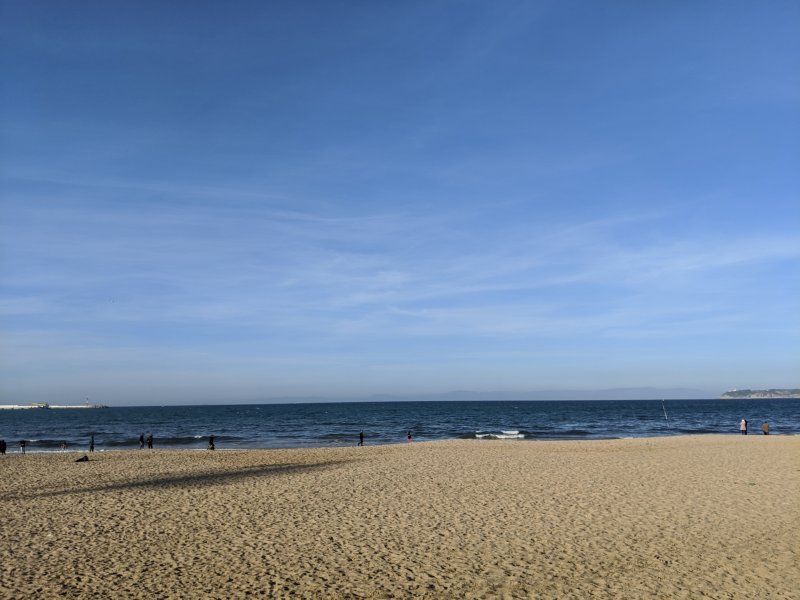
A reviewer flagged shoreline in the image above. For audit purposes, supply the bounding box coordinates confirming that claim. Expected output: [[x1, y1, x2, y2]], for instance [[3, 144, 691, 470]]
[[2, 431, 795, 455]]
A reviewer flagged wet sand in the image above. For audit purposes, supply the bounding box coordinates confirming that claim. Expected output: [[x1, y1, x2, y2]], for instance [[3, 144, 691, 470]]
[[1, 435, 798, 598]]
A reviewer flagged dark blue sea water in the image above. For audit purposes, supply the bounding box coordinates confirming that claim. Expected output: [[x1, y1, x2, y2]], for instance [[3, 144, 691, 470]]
[[1, 399, 798, 453]]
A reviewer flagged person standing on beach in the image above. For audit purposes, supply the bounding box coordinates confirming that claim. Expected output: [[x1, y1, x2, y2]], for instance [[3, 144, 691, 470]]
[[358, 430, 364, 446], [762, 422, 769, 435], [739, 419, 747, 435], [89, 435, 95, 452], [139, 433, 145, 449], [0, 440, 6, 455], [208, 435, 215, 450], [20, 440, 26, 454], [407, 431, 412, 443], [147, 434, 153, 449]]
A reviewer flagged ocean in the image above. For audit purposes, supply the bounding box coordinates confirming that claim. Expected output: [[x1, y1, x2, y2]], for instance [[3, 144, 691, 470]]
[[1, 399, 798, 453]]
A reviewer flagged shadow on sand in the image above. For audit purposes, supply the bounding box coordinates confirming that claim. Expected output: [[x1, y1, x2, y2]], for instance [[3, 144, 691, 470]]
[[16, 459, 354, 500]]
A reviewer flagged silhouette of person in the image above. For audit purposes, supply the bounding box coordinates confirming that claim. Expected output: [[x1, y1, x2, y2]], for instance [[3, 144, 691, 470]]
[[739, 419, 747, 435], [407, 431, 412, 443], [139, 433, 145, 449], [0, 440, 6, 455], [358, 431, 364, 446], [208, 435, 215, 450], [89, 435, 95, 452], [147, 434, 153, 449], [60, 441, 67, 451], [20, 440, 26, 454], [762, 422, 769, 435]]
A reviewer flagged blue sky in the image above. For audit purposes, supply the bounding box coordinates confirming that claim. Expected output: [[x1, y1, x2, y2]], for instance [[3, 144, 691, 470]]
[[1, 1, 798, 404]]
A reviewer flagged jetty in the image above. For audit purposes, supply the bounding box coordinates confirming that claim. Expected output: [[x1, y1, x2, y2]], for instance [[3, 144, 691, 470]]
[[0, 402, 107, 410]]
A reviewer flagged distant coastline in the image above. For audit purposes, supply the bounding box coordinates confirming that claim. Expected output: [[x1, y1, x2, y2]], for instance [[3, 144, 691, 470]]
[[720, 389, 800, 399]]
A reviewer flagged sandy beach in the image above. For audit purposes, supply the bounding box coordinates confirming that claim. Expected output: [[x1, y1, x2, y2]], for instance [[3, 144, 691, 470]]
[[1, 436, 798, 599]]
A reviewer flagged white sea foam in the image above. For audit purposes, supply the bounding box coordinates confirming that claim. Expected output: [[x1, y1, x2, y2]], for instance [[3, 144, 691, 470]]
[[476, 431, 525, 439]]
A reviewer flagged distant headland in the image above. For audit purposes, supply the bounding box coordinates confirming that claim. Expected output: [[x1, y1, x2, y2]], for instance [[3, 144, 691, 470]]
[[720, 389, 800, 399]]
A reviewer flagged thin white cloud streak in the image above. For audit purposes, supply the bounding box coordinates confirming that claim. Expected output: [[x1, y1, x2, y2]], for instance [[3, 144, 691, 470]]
[[330, 302, 756, 339]]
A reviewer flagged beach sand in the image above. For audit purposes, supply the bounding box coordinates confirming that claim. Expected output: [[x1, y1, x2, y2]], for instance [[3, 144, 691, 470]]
[[1, 436, 798, 599]]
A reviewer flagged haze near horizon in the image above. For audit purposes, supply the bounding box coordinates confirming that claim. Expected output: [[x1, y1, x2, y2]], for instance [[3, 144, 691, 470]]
[[1, 2, 798, 405]]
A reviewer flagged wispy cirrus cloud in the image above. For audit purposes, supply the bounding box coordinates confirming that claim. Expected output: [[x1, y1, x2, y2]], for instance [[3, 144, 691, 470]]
[[3, 183, 798, 341]]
